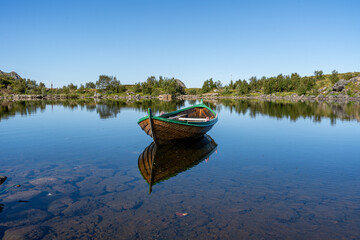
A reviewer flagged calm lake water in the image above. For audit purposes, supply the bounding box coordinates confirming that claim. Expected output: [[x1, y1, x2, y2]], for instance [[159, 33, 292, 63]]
[[1, 99, 360, 239]]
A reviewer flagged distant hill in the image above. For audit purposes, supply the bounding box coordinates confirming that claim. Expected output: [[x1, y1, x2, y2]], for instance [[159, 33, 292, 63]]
[[175, 79, 186, 89], [0, 70, 22, 80]]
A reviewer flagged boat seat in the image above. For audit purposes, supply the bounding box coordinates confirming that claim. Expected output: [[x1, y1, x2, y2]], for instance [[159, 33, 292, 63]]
[[178, 117, 208, 122], [168, 114, 187, 119]]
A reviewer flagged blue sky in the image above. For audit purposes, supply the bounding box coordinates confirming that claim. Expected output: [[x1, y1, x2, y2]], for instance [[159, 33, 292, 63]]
[[1, 0, 359, 88]]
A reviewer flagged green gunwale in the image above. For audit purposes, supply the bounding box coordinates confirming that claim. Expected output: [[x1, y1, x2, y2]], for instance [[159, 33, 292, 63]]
[[137, 103, 218, 127]]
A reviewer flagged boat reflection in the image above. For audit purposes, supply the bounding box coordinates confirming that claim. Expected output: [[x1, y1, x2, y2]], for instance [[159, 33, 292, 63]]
[[138, 134, 218, 193]]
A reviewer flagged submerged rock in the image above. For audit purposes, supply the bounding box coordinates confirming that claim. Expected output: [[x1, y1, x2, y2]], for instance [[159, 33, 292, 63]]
[[0, 176, 7, 185], [3, 190, 42, 203], [30, 177, 58, 186], [1, 208, 49, 227], [3, 226, 50, 240]]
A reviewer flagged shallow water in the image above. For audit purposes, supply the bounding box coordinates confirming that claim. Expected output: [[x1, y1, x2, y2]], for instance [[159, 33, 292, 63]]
[[0, 99, 360, 239]]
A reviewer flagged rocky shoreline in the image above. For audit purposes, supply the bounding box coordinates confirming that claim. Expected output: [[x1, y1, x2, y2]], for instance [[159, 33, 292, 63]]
[[1, 92, 360, 103], [178, 93, 360, 102]]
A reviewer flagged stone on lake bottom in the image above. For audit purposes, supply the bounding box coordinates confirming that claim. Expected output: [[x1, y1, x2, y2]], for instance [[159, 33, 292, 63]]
[[3, 190, 42, 203]]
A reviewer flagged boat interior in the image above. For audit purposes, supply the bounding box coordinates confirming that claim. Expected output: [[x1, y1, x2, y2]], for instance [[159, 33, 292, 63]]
[[162, 107, 216, 122]]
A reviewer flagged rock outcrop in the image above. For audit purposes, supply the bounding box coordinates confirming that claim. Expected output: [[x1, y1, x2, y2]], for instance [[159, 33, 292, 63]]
[[0, 70, 22, 80], [175, 79, 186, 89], [332, 75, 360, 92]]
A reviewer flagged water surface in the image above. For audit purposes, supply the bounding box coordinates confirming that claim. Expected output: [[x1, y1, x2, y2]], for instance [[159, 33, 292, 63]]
[[0, 99, 360, 239]]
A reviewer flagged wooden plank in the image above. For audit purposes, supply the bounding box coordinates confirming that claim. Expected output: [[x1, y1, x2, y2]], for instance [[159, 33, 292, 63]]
[[178, 117, 208, 122], [168, 113, 187, 119]]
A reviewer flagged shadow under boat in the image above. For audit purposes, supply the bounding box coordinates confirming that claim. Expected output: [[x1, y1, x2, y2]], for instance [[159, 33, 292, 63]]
[[138, 134, 218, 193]]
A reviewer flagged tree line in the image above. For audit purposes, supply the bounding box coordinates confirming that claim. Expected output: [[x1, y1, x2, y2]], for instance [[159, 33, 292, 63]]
[[0, 75, 46, 95], [1, 70, 358, 96], [202, 70, 357, 95], [0, 73, 186, 96]]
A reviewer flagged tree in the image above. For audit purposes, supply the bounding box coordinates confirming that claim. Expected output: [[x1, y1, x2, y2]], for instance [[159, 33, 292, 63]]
[[314, 70, 324, 80], [215, 80, 222, 89], [96, 75, 122, 93], [146, 76, 157, 87], [202, 80, 211, 93], [249, 76, 257, 91], [133, 83, 141, 93], [68, 83, 77, 91], [85, 82, 96, 89], [77, 84, 86, 93], [41, 86, 46, 96], [297, 82, 307, 95], [229, 80, 235, 89], [12, 79, 26, 93], [329, 70, 340, 84], [141, 82, 152, 95], [0, 76, 14, 89], [187, 89, 197, 95], [209, 78, 215, 89], [237, 80, 249, 95], [96, 75, 112, 90], [290, 73, 301, 90], [223, 86, 230, 95], [263, 79, 273, 94], [62, 86, 70, 94]]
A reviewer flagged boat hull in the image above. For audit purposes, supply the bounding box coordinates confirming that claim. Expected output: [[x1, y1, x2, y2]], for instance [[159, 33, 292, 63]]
[[138, 102, 218, 145], [138, 118, 215, 145]]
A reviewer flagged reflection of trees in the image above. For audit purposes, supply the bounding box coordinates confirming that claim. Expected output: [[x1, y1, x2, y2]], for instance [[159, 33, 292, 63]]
[[0, 99, 94, 121], [0, 99, 186, 120], [126, 99, 185, 115], [95, 100, 127, 119], [0, 101, 46, 121], [218, 100, 360, 123], [1, 99, 360, 123], [94, 99, 185, 119]]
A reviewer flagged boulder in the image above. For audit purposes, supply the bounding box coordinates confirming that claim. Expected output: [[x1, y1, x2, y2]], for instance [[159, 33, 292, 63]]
[[332, 75, 360, 92], [332, 80, 348, 91], [0, 176, 7, 185], [94, 92, 101, 98]]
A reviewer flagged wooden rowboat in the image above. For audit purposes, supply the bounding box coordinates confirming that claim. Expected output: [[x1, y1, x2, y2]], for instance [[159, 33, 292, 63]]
[[137, 100, 218, 145], [138, 134, 217, 193]]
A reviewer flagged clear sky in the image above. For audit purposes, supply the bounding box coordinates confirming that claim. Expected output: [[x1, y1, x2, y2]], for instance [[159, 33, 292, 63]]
[[1, 0, 359, 88]]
